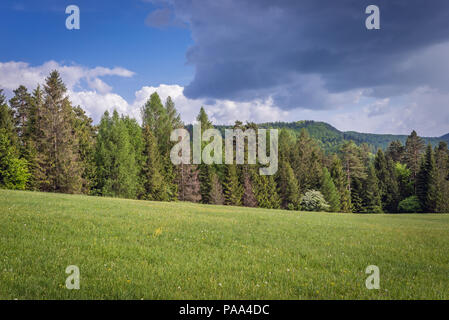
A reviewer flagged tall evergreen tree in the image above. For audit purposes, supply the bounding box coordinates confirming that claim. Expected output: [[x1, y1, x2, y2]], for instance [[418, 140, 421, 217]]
[[434, 142, 449, 212], [386, 140, 405, 163], [223, 164, 243, 206], [276, 160, 300, 209], [321, 167, 340, 212], [196, 107, 213, 204], [38, 71, 82, 193], [330, 154, 351, 212], [405, 130, 425, 192], [142, 125, 167, 201], [416, 144, 439, 212], [209, 171, 225, 205], [362, 164, 382, 213]]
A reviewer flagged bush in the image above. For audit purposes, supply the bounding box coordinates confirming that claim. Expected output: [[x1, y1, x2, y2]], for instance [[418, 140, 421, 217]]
[[397, 196, 422, 213], [300, 190, 330, 212]]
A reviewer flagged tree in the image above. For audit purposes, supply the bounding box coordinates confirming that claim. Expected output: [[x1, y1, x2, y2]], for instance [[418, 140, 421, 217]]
[[9, 85, 32, 144], [94, 110, 141, 198], [398, 196, 422, 213], [434, 142, 449, 212], [362, 164, 382, 213], [178, 164, 201, 202], [276, 160, 300, 209], [386, 140, 405, 163], [142, 125, 167, 201], [141, 92, 179, 200], [291, 129, 323, 192], [209, 172, 225, 205], [241, 166, 257, 207], [197, 107, 213, 204], [341, 141, 366, 194], [405, 130, 425, 192], [38, 71, 82, 193], [223, 164, 243, 206], [375, 149, 399, 212], [321, 167, 340, 212], [416, 144, 439, 212], [300, 190, 329, 212], [330, 154, 351, 212], [0, 129, 29, 190]]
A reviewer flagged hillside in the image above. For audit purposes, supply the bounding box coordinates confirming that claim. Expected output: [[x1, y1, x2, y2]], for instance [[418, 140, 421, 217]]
[[209, 121, 449, 153], [1, 189, 448, 299]]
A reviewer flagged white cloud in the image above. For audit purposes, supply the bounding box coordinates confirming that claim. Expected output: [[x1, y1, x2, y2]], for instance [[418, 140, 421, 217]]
[[1, 60, 448, 137]]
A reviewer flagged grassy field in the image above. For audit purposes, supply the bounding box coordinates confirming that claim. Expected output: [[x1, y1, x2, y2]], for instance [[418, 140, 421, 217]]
[[0, 189, 448, 300]]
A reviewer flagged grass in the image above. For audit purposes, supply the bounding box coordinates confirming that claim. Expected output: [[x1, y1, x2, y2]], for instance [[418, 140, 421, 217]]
[[0, 189, 448, 300]]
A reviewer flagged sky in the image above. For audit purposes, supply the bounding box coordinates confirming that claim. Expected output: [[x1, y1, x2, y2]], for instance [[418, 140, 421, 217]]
[[1, 0, 449, 136]]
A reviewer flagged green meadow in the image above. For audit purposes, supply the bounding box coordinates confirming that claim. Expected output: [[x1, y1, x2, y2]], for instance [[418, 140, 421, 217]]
[[0, 189, 448, 300]]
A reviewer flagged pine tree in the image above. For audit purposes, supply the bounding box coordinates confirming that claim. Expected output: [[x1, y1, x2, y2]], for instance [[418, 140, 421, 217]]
[[242, 166, 257, 207], [321, 167, 340, 212], [142, 125, 167, 201], [330, 154, 351, 212], [434, 142, 449, 212], [362, 164, 382, 213], [291, 129, 323, 192], [9, 85, 32, 145], [375, 149, 400, 212], [276, 160, 300, 209], [416, 144, 439, 212], [341, 141, 366, 193], [178, 164, 201, 202], [405, 130, 425, 192], [38, 71, 82, 193], [0, 90, 18, 148], [141, 92, 179, 200], [197, 107, 213, 204], [209, 172, 225, 205], [386, 140, 405, 163], [223, 164, 243, 206]]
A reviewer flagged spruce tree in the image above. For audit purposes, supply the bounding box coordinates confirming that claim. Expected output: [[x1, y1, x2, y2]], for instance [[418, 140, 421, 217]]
[[416, 144, 439, 212], [38, 71, 82, 193], [223, 164, 243, 206], [405, 130, 425, 192], [330, 154, 351, 212], [142, 125, 167, 201], [321, 167, 340, 212], [362, 164, 382, 213], [276, 160, 300, 209], [209, 171, 225, 205]]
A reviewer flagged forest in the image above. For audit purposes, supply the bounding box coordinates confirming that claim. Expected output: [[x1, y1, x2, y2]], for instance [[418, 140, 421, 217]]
[[1, 70, 448, 213]]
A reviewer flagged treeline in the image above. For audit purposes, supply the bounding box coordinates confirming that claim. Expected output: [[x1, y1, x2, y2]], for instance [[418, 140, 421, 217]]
[[1, 71, 448, 213]]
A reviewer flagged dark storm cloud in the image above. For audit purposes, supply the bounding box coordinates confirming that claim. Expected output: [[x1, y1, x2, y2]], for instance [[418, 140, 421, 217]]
[[161, 0, 449, 109]]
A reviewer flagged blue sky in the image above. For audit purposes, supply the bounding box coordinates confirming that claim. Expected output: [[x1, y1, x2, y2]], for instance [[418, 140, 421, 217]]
[[1, 0, 449, 136]]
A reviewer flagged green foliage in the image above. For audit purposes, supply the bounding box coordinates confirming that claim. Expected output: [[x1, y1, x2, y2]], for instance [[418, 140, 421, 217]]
[[94, 110, 142, 199], [320, 167, 340, 212], [362, 164, 383, 213], [300, 190, 330, 212], [398, 196, 422, 213], [416, 145, 439, 212], [0, 129, 29, 190], [223, 164, 242, 206]]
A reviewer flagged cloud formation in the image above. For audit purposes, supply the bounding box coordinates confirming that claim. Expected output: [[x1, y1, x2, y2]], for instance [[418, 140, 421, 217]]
[[151, 0, 449, 114]]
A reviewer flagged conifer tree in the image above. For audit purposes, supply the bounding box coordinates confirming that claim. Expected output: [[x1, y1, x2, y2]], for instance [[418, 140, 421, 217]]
[[197, 107, 213, 204], [330, 154, 351, 212], [142, 125, 167, 201], [276, 160, 300, 209], [375, 149, 400, 212], [405, 130, 425, 192], [362, 164, 382, 213], [434, 142, 449, 212], [416, 144, 439, 212], [38, 71, 82, 193], [223, 164, 243, 206], [321, 167, 340, 212], [178, 164, 202, 202], [209, 171, 225, 205]]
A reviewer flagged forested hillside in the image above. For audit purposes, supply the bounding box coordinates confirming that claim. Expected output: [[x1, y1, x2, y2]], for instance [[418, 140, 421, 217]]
[[212, 121, 449, 153], [1, 70, 449, 214]]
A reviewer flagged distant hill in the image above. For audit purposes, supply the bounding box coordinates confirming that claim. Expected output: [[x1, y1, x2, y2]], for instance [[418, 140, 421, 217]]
[[207, 120, 449, 153]]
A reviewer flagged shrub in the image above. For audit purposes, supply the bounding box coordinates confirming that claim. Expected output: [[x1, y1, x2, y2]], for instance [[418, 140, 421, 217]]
[[300, 190, 330, 212], [397, 196, 422, 213]]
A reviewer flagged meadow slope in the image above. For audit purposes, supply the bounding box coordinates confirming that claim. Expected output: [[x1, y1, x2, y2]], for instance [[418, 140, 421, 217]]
[[0, 189, 448, 299]]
